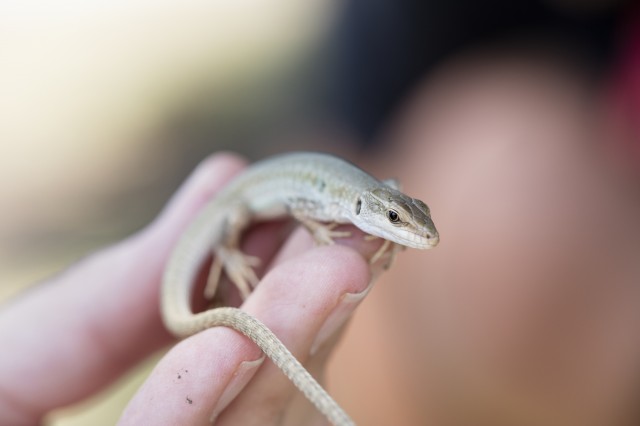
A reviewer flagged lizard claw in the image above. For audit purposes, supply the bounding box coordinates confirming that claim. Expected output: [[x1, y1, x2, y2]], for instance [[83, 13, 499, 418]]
[[311, 222, 351, 246], [205, 247, 261, 300], [369, 238, 403, 270]]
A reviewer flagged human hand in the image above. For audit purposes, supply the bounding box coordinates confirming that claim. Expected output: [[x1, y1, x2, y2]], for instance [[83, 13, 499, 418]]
[[0, 153, 382, 425]]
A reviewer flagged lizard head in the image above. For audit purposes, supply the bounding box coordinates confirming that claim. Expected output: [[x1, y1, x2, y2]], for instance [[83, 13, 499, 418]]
[[353, 186, 439, 249]]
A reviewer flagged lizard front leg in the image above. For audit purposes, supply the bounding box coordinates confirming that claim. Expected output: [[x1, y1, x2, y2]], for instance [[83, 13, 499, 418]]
[[290, 207, 351, 246]]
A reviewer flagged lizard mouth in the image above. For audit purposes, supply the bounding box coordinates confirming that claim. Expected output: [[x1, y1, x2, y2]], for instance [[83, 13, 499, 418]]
[[355, 220, 439, 250], [373, 226, 439, 249], [397, 230, 439, 249]]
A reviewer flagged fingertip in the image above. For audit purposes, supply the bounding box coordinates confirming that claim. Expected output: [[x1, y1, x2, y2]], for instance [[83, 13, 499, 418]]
[[267, 228, 374, 297], [141, 152, 247, 249], [167, 152, 248, 222], [245, 243, 372, 342], [193, 152, 248, 190], [306, 244, 372, 296]]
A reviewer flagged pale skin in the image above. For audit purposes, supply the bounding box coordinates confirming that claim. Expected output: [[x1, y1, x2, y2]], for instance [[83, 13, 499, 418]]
[[0, 154, 387, 425]]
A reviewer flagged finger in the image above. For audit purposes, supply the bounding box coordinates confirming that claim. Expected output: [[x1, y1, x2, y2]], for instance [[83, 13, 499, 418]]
[[120, 231, 375, 426], [0, 153, 247, 423], [119, 321, 266, 425], [215, 228, 376, 425]]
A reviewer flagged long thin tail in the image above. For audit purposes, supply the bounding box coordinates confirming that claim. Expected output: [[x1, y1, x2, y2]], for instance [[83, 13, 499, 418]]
[[183, 306, 355, 426]]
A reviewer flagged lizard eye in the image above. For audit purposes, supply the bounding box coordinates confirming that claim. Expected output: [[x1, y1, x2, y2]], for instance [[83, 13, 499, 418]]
[[386, 209, 400, 223]]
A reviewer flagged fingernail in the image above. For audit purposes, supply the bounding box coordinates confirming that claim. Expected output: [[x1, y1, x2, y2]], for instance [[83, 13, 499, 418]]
[[310, 281, 374, 355], [209, 355, 265, 423]]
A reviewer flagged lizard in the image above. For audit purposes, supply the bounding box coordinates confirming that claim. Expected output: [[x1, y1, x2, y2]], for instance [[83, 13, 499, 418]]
[[161, 152, 439, 425]]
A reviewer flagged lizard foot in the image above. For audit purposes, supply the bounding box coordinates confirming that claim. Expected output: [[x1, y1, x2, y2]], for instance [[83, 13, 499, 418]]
[[205, 247, 261, 300], [309, 222, 351, 246], [368, 237, 404, 270]]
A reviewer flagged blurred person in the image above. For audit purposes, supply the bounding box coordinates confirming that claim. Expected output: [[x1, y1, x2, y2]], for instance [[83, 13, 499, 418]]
[[324, 1, 640, 425], [330, 50, 640, 426]]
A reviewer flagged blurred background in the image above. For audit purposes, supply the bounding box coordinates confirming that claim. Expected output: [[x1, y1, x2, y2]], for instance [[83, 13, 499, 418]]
[[2, 0, 640, 425], [0, 0, 340, 303]]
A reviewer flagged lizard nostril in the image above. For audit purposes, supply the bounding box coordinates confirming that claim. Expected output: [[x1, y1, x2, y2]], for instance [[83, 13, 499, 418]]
[[425, 231, 439, 245]]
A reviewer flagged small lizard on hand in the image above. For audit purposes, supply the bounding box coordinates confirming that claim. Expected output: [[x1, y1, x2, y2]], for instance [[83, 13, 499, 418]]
[[162, 152, 439, 425]]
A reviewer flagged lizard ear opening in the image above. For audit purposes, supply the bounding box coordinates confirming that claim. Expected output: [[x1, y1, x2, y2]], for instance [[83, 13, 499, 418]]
[[355, 198, 362, 215]]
